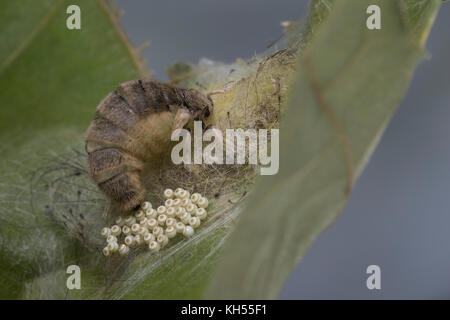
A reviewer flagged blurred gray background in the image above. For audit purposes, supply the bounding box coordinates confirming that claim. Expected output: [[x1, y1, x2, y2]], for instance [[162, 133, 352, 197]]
[[115, 0, 450, 299]]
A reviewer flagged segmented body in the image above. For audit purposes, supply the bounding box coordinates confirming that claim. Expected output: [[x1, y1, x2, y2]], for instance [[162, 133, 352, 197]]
[[85, 80, 212, 212]]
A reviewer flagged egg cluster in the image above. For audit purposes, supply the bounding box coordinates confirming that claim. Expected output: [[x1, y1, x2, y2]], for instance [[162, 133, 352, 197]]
[[101, 188, 209, 256]]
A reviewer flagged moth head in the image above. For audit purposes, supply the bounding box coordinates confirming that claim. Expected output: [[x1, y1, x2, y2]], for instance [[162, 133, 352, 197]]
[[184, 89, 214, 120]]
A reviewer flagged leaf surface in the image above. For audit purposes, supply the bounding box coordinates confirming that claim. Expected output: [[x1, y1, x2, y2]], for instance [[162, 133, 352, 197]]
[[207, 0, 440, 299]]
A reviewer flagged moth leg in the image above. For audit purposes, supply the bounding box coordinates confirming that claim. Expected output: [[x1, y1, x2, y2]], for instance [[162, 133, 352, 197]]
[[172, 107, 192, 132], [202, 121, 216, 131], [203, 123, 214, 131], [172, 108, 201, 175]]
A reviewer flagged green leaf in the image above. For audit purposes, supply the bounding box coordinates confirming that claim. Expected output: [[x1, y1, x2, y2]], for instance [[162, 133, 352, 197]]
[[400, 0, 440, 44], [207, 0, 440, 299], [305, 0, 336, 40], [0, 0, 142, 298], [0, 0, 143, 136], [307, 0, 440, 45]]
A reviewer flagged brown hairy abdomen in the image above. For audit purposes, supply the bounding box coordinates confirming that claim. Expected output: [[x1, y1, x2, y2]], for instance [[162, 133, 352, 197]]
[[86, 114, 148, 161], [88, 148, 144, 183], [117, 80, 153, 116], [96, 92, 140, 132], [85, 80, 191, 212], [97, 171, 145, 211]]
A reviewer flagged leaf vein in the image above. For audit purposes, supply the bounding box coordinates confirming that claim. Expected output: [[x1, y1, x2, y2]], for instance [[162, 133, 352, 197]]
[[0, 2, 62, 77], [303, 54, 354, 197]]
